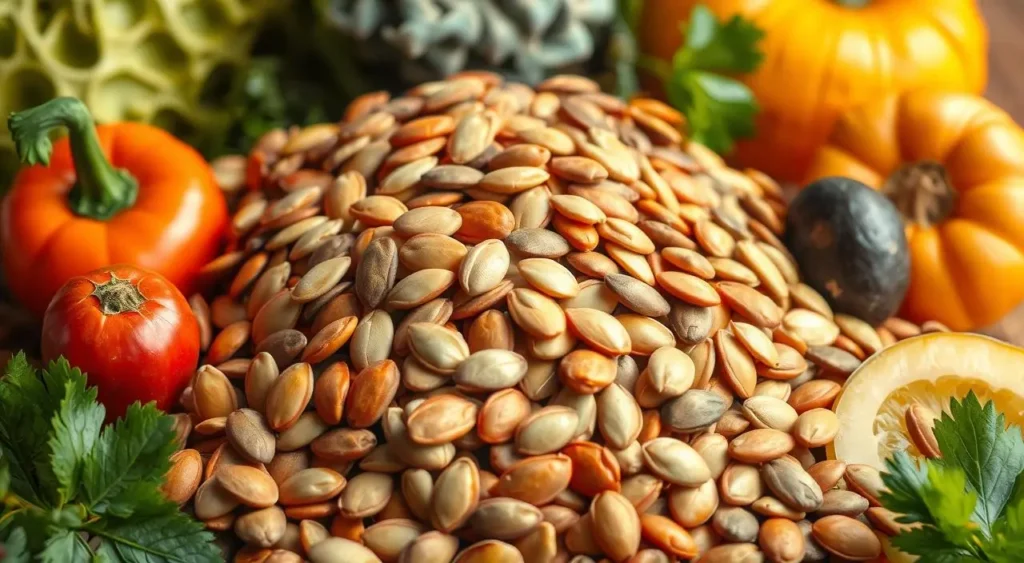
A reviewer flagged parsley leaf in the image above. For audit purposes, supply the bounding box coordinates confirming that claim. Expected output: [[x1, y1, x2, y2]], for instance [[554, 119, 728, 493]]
[[673, 8, 763, 73], [0, 352, 219, 561], [91, 515, 221, 563], [46, 358, 104, 507], [881, 451, 932, 525], [933, 392, 1024, 534], [84, 403, 178, 518], [889, 526, 979, 563], [0, 526, 30, 563], [0, 353, 60, 506], [640, 4, 764, 155], [39, 529, 91, 563], [881, 392, 1024, 562]]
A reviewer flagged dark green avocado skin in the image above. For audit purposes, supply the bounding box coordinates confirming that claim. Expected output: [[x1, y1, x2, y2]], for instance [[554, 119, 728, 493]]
[[785, 177, 910, 326]]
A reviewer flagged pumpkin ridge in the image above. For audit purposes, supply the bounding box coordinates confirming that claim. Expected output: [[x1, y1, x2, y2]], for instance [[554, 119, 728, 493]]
[[914, 226, 973, 328], [938, 220, 1024, 327], [921, 8, 973, 83]]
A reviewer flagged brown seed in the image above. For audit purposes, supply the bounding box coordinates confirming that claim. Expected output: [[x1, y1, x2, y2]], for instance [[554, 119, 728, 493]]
[[715, 281, 783, 329], [278, 467, 346, 506], [407, 394, 479, 445], [265, 363, 313, 431], [788, 379, 841, 414], [742, 396, 798, 432], [515, 406, 579, 456], [905, 403, 941, 458], [162, 449, 203, 505], [459, 239, 511, 296], [604, 273, 671, 317], [310, 428, 377, 462], [346, 359, 400, 428], [818, 489, 870, 517], [307, 537, 381, 563], [456, 201, 516, 243], [715, 331, 757, 399], [470, 497, 544, 540], [720, 462, 764, 506], [549, 156, 609, 184], [192, 365, 237, 421], [642, 437, 710, 487], [400, 233, 467, 272], [550, 194, 607, 225], [206, 320, 251, 365], [762, 458, 823, 512], [227, 408, 276, 464], [408, 323, 470, 374], [478, 388, 532, 444], [559, 349, 617, 394], [478, 167, 551, 194], [193, 478, 240, 520], [729, 429, 795, 463], [467, 310, 515, 353], [386, 269, 456, 310], [792, 408, 840, 448], [217, 464, 280, 507], [455, 349, 528, 392], [400, 531, 460, 563], [340, 471, 394, 518], [491, 453, 573, 506], [804, 346, 861, 378], [504, 228, 572, 259], [811, 515, 881, 561], [490, 144, 552, 170], [597, 218, 656, 254], [431, 457, 481, 532], [355, 237, 399, 309], [656, 271, 721, 307], [234, 506, 288, 548], [565, 308, 632, 356], [517, 258, 580, 298], [712, 506, 759, 543], [759, 518, 805, 563], [590, 491, 641, 560], [506, 288, 566, 338]]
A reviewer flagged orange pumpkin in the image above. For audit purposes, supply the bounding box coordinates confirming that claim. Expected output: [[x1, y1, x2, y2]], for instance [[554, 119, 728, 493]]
[[637, 0, 988, 183], [805, 90, 1024, 332]]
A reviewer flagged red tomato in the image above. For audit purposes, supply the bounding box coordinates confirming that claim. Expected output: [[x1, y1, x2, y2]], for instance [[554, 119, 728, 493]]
[[41, 264, 200, 420]]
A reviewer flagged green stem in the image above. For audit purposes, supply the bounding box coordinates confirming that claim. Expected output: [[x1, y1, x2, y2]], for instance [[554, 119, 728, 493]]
[[832, 0, 871, 7], [7, 97, 138, 220]]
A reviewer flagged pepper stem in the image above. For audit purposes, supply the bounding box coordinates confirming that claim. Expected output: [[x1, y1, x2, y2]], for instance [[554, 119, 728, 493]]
[[7, 97, 138, 220], [90, 274, 146, 315], [832, 0, 871, 7], [881, 161, 958, 229]]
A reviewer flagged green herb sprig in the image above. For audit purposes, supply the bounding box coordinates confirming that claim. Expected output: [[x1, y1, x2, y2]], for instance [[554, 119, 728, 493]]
[[0, 352, 220, 562], [639, 4, 764, 155], [881, 392, 1024, 562]]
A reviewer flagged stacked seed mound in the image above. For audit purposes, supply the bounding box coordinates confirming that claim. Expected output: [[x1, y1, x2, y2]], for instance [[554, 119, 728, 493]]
[[174, 72, 937, 562]]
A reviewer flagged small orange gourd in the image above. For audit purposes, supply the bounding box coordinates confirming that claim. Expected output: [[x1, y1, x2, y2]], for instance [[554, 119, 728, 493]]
[[805, 90, 1024, 331], [637, 0, 988, 182]]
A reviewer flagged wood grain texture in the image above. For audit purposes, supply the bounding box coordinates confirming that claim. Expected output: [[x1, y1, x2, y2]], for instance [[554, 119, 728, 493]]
[[982, 0, 1024, 123], [976, 0, 1024, 344]]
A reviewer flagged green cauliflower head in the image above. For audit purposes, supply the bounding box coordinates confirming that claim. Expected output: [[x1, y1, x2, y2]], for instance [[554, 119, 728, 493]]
[[0, 0, 285, 184]]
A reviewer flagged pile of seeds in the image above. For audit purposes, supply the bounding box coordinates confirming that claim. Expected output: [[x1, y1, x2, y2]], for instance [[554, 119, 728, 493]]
[[174, 73, 947, 563]]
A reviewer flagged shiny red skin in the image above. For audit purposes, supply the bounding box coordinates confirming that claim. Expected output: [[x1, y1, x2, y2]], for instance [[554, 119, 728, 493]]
[[41, 264, 200, 420]]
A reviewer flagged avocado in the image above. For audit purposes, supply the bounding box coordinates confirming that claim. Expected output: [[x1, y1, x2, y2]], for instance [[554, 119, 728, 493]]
[[785, 177, 910, 325]]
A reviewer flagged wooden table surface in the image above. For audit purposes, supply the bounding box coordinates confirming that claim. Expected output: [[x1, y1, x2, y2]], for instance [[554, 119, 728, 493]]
[[973, 0, 1024, 344]]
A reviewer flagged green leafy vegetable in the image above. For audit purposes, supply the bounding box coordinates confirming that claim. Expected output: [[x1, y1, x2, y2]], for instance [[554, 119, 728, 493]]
[[640, 4, 764, 155], [0, 353, 220, 562], [880, 392, 1024, 562]]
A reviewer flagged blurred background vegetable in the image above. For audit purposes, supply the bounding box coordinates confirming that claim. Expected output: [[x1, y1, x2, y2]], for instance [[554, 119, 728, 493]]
[[804, 90, 1024, 332], [636, 0, 989, 182], [0, 0, 285, 183]]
